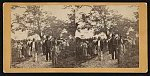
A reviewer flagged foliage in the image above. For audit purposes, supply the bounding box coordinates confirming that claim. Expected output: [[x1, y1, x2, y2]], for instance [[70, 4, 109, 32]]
[[11, 5, 65, 39], [63, 5, 83, 36]]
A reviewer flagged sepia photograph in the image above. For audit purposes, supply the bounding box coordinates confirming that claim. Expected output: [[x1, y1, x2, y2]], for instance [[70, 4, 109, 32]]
[[3, 2, 147, 73]]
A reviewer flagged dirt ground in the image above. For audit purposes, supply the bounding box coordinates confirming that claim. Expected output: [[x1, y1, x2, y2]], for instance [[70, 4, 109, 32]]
[[12, 51, 118, 68]]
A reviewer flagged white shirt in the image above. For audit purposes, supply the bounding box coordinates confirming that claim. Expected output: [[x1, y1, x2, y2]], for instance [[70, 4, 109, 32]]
[[98, 40, 100, 46], [32, 42, 35, 48]]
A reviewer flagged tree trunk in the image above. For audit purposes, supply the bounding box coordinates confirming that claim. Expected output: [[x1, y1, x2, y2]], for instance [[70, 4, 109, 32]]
[[37, 16, 42, 40]]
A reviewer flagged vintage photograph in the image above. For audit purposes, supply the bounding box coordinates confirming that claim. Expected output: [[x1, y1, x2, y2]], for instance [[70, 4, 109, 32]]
[[10, 4, 140, 68]]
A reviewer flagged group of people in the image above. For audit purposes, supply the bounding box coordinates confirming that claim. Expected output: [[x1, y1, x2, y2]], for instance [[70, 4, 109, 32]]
[[16, 36, 65, 67], [75, 33, 124, 62], [16, 38, 42, 61], [15, 32, 124, 67], [42, 36, 62, 67]]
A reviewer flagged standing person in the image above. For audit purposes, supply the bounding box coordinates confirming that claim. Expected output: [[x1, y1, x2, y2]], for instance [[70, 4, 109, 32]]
[[82, 41, 88, 59], [75, 37, 81, 62], [51, 37, 56, 66], [118, 35, 124, 64], [100, 38, 104, 60], [63, 39, 68, 51], [65, 39, 69, 51], [21, 41, 25, 59], [21, 40, 28, 58], [59, 39, 63, 51], [31, 38, 38, 62], [107, 33, 112, 54], [68, 37, 75, 52], [42, 39, 46, 55], [93, 39, 98, 56], [50, 37, 56, 59], [45, 36, 51, 61], [110, 34, 116, 60], [115, 34, 121, 60], [38, 40, 42, 54], [17, 41, 23, 58], [97, 37, 101, 61], [87, 39, 93, 58], [27, 39, 32, 57], [61, 39, 65, 51], [52, 38, 60, 67], [80, 40, 84, 59]]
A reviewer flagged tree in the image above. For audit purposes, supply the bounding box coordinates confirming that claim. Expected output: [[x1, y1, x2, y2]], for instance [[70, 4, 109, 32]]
[[78, 5, 138, 40], [42, 16, 66, 38], [11, 5, 66, 40], [63, 5, 84, 37], [78, 5, 122, 38], [63, 5, 125, 39]]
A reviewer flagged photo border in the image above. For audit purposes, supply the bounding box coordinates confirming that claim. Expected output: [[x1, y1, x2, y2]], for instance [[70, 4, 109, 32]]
[[3, 2, 147, 73]]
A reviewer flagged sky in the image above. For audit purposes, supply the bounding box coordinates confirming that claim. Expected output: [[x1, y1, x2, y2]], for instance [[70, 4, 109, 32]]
[[11, 5, 138, 40]]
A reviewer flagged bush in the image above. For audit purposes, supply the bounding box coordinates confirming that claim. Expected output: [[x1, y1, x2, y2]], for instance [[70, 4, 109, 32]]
[[56, 50, 76, 68], [119, 41, 139, 68]]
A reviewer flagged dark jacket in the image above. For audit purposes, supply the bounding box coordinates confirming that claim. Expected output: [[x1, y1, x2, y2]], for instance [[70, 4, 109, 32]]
[[114, 38, 121, 49], [45, 39, 51, 51], [100, 39, 106, 48]]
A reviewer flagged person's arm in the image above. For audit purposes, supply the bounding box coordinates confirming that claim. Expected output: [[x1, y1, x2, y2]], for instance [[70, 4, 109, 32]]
[[35, 42, 38, 51], [30, 42, 32, 51]]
